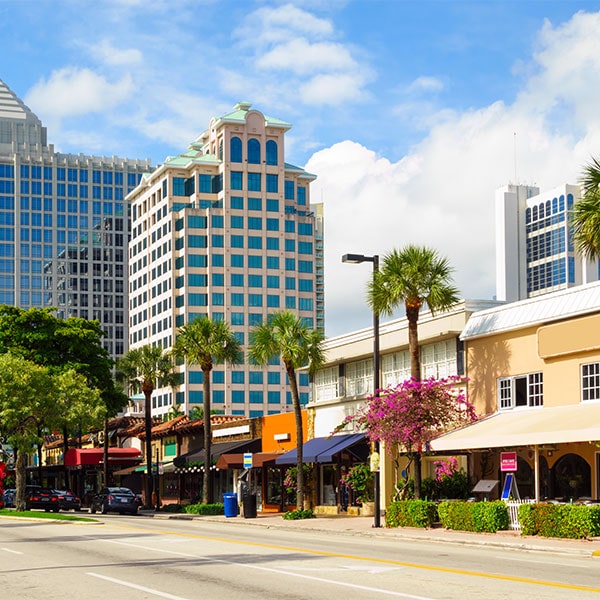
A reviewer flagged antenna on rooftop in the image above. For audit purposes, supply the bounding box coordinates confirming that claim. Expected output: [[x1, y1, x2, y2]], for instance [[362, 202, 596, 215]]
[[513, 132, 518, 185]]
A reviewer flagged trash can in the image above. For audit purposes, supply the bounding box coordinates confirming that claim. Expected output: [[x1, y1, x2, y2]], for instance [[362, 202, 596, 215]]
[[243, 493, 257, 519], [223, 492, 238, 518]]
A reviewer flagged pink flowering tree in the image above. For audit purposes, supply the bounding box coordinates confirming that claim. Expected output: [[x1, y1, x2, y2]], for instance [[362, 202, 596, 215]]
[[335, 376, 476, 499]]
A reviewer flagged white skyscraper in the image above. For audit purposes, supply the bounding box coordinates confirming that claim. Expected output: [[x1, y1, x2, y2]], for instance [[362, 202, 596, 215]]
[[496, 182, 599, 302]]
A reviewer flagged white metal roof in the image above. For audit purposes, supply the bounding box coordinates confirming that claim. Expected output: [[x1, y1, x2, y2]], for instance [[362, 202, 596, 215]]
[[461, 281, 600, 340]]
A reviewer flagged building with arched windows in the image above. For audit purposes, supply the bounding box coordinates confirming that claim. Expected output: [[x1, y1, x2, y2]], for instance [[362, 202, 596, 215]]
[[127, 102, 323, 418], [495, 183, 600, 303]]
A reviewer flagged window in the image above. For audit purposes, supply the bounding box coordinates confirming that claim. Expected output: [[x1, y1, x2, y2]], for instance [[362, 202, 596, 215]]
[[267, 199, 279, 212], [266, 218, 279, 231], [232, 371, 245, 384], [248, 139, 260, 164], [248, 255, 262, 269], [284, 180, 294, 200], [247, 172, 261, 191], [266, 140, 278, 165], [248, 197, 262, 211], [231, 196, 243, 210], [381, 351, 411, 388], [346, 359, 373, 397], [231, 254, 244, 267], [249, 371, 263, 385], [266, 174, 278, 193], [315, 367, 339, 402], [248, 274, 262, 287], [582, 362, 600, 401], [230, 172, 243, 190], [421, 340, 457, 379], [231, 273, 244, 287], [498, 372, 543, 410], [248, 217, 262, 230], [230, 137, 242, 162]]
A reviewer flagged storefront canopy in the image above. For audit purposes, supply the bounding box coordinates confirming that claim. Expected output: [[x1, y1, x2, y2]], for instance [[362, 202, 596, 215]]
[[215, 452, 282, 470], [430, 403, 600, 452], [275, 433, 367, 465], [64, 447, 142, 467], [174, 439, 261, 470]]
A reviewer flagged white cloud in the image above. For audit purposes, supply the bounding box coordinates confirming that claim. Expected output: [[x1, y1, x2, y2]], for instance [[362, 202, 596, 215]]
[[91, 39, 143, 66], [309, 11, 600, 337], [25, 67, 134, 118], [406, 76, 445, 94], [300, 73, 370, 105], [258, 38, 358, 74]]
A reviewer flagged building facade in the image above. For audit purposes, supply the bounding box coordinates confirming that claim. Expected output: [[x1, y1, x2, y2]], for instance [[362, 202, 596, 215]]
[[127, 102, 322, 418], [432, 282, 600, 502], [495, 183, 600, 303], [307, 300, 499, 512], [0, 78, 152, 360]]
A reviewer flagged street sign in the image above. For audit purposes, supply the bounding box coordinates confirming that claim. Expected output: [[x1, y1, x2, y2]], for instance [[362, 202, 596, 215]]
[[243, 453, 252, 469], [500, 451, 517, 472]]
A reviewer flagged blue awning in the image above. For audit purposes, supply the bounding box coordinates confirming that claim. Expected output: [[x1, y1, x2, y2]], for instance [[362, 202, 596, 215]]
[[275, 433, 366, 465]]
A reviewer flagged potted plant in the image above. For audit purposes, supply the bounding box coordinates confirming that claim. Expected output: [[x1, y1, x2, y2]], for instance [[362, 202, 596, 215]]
[[343, 463, 374, 514]]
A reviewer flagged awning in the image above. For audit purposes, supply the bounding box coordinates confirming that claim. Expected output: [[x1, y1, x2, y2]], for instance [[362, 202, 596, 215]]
[[275, 433, 367, 465], [174, 439, 261, 470], [430, 403, 600, 452], [64, 447, 142, 467], [216, 452, 282, 470]]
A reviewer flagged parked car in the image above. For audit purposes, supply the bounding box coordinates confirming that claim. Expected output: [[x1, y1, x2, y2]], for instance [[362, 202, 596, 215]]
[[89, 487, 139, 515], [2, 488, 15, 508], [53, 490, 81, 511], [26, 487, 61, 512]]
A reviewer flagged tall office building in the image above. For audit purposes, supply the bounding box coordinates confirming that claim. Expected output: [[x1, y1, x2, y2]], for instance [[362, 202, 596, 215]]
[[127, 102, 322, 418], [0, 79, 152, 360], [495, 183, 599, 302]]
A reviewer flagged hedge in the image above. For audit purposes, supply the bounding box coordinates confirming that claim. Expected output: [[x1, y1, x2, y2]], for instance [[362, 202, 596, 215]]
[[437, 500, 509, 533], [184, 502, 225, 515], [518, 503, 600, 539], [385, 500, 438, 528]]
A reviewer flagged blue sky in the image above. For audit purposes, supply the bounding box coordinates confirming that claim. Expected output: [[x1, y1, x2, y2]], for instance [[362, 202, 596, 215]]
[[2, 0, 600, 336]]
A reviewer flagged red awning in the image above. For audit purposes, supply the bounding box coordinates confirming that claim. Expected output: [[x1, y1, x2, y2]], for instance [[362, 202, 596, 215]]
[[64, 447, 142, 467]]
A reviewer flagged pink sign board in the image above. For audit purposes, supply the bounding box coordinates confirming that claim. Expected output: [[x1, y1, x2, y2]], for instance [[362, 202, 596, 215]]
[[500, 451, 517, 472]]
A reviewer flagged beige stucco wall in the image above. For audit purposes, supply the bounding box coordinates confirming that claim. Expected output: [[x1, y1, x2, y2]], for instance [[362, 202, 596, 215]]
[[466, 313, 600, 415]]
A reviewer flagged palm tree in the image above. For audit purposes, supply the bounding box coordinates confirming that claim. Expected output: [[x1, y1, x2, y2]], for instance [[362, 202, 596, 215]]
[[368, 245, 459, 498], [173, 317, 242, 504], [249, 311, 325, 509], [117, 345, 177, 508], [572, 156, 600, 260]]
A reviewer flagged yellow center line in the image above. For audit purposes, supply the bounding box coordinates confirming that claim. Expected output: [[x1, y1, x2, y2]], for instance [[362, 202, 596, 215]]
[[99, 522, 600, 594]]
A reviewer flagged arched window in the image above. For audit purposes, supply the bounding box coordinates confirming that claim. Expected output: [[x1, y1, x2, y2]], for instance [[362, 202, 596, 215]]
[[525, 208, 531, 224], [248, 139, 261, 164], [230, 137, 242, 163], [266, 140, 278, 165], [538, 202, 544, 219]]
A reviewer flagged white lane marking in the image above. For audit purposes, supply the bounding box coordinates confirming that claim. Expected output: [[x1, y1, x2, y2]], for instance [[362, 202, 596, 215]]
[[87, 573, 191, 600], [1, 548, 23, 554], [91, 537, 433, 599]]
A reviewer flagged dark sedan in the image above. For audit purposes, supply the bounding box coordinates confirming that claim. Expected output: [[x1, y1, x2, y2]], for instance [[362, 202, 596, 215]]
[[89, 487, 139, 515], [53, 490, 82, 511], [26, 488, 61, 512]]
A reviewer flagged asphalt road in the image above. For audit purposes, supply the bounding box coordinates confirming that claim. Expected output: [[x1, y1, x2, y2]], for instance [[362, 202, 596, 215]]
[[1, 514, 599, 599]]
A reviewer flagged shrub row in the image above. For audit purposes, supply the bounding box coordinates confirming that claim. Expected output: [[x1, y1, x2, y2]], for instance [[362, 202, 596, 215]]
[[385, 499, 438, 528], [283, 508, 315, 520], [518, 503, 600, 539], [437, 500, 509, 533], [184, 502, 225, 515]]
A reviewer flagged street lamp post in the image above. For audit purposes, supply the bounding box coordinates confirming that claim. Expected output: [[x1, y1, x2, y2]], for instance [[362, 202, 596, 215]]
[[341, 253, 381, 528]]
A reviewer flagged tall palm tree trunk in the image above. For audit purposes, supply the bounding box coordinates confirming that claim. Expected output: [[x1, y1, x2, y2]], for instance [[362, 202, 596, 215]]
[[407, 305, 422, 498], [287, 365, 304, 509], [202, 368, 212, 504], [143, 386, 153, 508]]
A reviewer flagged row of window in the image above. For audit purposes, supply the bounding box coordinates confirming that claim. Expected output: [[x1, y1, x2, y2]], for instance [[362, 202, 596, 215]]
[[527, 257, 574, 293], [0, 196, 125, 215], [0, 164, 140, 187], [314, 340, 460, 402]]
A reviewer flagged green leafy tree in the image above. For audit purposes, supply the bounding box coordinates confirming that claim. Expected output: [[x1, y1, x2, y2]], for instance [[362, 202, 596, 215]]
[[117, 345, 178, 507], [0, 355, 102, 510], [572, 156, 600, 260], [0, 306, 126, 460], [173, 317, 242, 504], [368, 246, 459, 498], [249, 311, 325, 508]]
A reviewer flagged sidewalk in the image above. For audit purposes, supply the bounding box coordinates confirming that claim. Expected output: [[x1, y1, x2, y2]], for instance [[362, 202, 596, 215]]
[[142, 510, 600, 558]]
